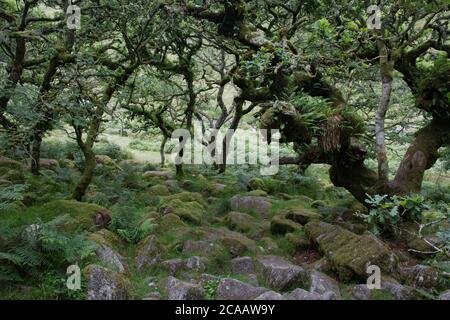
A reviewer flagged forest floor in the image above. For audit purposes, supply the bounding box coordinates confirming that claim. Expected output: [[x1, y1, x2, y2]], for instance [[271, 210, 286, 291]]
[[0, 131, 449, 300]]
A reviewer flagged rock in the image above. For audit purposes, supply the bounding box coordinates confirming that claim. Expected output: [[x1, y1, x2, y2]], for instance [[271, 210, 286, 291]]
[[307, 258, 332, 274], [215, 278, 269, 300], [164, 179, 179, 189], [95, 244, 127, 273], [439, 290, 450, 300], [270, 215, 302, 235], [38, 159, 60, 170], [232, 256, 255, 276], [305, 221, 398, 281], [40, 200, 111, 230], [157, 213, 187, 233], [225, 211, 256, 233], [183, 240, 220, 256], [119, 159, 141, 167], [212, 183, 226, 192], [143, 292, 162, 300], [87, 229, 124, 250], [400, 265, 441, 290], [283, 207, 322, 225], [381, 279, 417, 300], [143, 170, 172, 178], [166, 276, 204, 300], [350, 284, 372, 300], [198, 227, 258, 256], [148, 184, 170, 196], [309, 270, 341, 298], [135, 235, 162, 271], [185, 256, 207, 272], [260, 237, 280, 254], [285, 232, 310, 251], [95, 155, 113, 165], [247, 190, 269, 197], [162, 259, 186, 275], [199, 274, 221, 286], [84, 265, 128, 300], [283, 288, 326, 300], [161, 199, 204, 225], [255, 291, 283, 300], [248, 178, 265, 191], [230, 195, 272, 218], [256, 255, 307, 291]]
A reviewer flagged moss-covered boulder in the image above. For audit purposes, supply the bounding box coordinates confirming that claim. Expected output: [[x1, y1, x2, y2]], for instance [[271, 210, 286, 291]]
[[305, 221, 398, 281], [164, 192, 207, 207], [198, 226, 258, 257], [283, 207, 322, 225], [285, 232, 310, 251], [41, 200, 111, 231], [156, 213, 187, 234], [225, 211, 256, 233], [95, 155, 114, 165], [161, 199, 204, 225], [148, 184, 170, 196], [270, 215, 302, 235], [248, 178, 265, 191]]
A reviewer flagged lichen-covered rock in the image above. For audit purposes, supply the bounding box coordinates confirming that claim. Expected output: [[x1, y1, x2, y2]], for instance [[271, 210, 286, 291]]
[[216, 278, 269, 300], [183, 240, 222, 256], [256, 255, 307, 291], [148, 184, 170, 196], [255, 291, 283, 300], [270, 215, 302, 235], [305, 221, 398, 281], [283, 288, 333, 300], [350, 284, 372, 300], [283, 207, 322, 225], [381, 279, 418, 300], [84, 265, 128, 300], [185, 256, 207, 272], [232, 256, 255, 276], [400, 265, 441, 290], [95, 244, 128, 273], [309, 270, 341, 299], [162, 259, 186, 275], [135, 235, 162, 271], [225, 211, 256, 233], [165, 276, 204, 300], [230, 195, 272, 218]]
